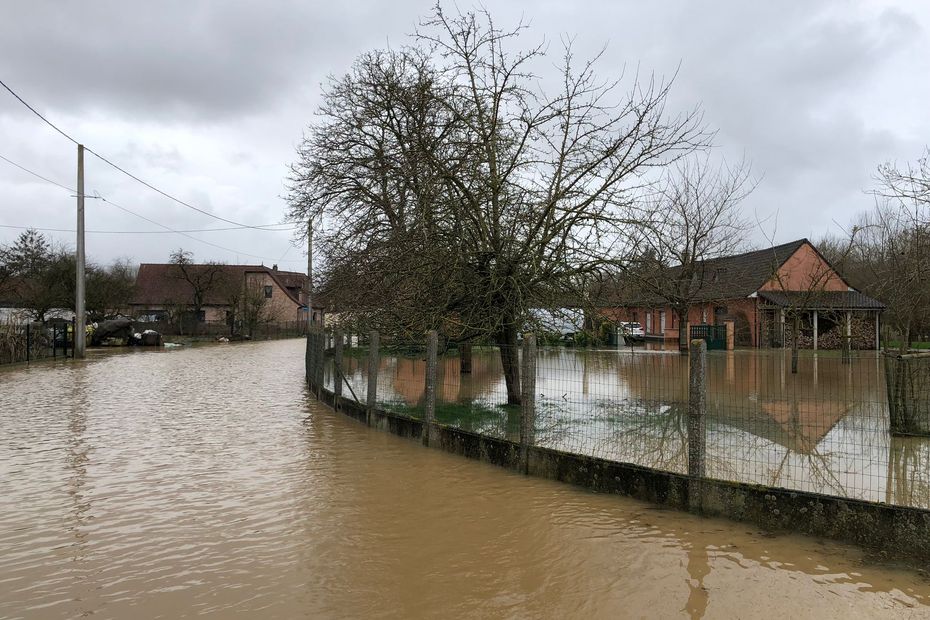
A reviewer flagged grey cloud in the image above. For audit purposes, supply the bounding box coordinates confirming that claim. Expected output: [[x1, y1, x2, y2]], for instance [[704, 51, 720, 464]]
[[1, 0, 929, 265], [0, 0, 414, 122]]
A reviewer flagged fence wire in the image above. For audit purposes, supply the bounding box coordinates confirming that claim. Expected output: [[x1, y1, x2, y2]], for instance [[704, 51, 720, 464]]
[[313, 331, 930, 510]]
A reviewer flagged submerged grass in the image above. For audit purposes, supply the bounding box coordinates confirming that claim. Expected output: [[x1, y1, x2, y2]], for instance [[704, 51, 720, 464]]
[[379, 399, 521, 437]]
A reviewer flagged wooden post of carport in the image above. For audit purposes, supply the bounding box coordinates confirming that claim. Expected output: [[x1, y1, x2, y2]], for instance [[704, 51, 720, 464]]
[[813, 310, 819, 351]]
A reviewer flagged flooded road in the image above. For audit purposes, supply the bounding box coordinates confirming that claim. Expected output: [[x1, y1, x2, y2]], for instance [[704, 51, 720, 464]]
[[2, 339, 930, 618]]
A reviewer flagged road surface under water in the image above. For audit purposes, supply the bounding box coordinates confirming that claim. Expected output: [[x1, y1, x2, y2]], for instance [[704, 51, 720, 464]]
[[1, 339, 929, 618]]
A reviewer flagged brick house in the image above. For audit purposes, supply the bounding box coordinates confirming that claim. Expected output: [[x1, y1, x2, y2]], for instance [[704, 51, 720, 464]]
[[601, 239, 884, 349], [130, 263, 324, 327]]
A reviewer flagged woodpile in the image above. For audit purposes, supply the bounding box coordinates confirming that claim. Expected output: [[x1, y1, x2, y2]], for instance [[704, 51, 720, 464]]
[[787, 316, 875, 350]]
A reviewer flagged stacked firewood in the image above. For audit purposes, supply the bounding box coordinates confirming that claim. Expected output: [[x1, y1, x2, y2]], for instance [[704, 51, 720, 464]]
[[786, 316, 874, 349]]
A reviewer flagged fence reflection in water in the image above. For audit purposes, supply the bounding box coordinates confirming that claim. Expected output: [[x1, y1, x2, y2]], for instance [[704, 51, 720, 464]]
[[316, 330, 929, 510]]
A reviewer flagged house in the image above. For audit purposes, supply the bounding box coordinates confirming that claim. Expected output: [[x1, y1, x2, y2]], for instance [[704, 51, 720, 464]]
[[130, 263, 324, 327], [601, 239, 884, 349]]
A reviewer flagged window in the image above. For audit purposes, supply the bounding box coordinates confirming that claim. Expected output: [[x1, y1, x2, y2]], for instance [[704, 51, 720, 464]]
[[264, 285, 273, 299]]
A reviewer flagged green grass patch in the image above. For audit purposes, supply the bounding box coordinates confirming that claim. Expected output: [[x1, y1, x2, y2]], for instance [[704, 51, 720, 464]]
[[379, 399, 520, 435]]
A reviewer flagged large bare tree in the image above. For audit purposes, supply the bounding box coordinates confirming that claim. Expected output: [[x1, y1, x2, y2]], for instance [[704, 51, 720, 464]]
[[287, 6, 710, 404]]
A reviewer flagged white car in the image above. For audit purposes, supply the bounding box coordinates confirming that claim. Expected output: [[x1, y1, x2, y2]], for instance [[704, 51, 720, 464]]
[[619, 322, 644, 339]]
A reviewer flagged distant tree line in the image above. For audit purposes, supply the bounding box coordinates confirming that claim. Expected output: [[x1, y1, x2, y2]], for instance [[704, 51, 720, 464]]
[[819, 148, 930, 351], [0, 229, 135, 323]]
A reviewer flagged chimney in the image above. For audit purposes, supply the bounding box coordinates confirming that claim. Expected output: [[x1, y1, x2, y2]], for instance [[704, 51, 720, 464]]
[[272, 264, 278, 271]]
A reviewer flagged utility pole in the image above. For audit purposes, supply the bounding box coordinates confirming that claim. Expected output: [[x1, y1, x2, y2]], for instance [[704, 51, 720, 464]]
[[306, 217, 313, 331], [75, 144, 86, 358]]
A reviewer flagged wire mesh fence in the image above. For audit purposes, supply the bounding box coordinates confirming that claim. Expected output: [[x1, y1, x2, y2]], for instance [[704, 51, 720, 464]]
[[310, 329, 930, 511]]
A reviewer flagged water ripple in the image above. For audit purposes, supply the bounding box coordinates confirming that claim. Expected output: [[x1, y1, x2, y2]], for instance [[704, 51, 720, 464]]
[[1, 340, 929, 619]]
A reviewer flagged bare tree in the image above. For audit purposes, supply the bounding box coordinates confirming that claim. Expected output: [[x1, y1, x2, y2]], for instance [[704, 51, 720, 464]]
[[859, 151, 930, 351], [169, 249, 225, 335], [287, 5, 710, 404], [616, 155, 753, 351], [241, 278, 280, 338], [86, 259, 136, 320]]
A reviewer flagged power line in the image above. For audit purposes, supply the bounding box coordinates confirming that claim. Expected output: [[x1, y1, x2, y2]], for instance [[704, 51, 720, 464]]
[[97, 193, 304, 262], [0, 78, 78, 145], [0, 153, 304, 263], [0, 153, 73, 193], [0, 77, 287, 230], [0, 152, 296, 233], [0, 223, 296, 234], [85, 146, 278, 230]]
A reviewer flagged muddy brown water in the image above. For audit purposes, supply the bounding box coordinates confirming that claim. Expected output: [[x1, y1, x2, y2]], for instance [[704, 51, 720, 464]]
[[2, 339, 930, 618]]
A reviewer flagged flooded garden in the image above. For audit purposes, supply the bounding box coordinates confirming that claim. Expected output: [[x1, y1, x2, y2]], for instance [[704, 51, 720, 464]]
[[329, 345, 930, 509]]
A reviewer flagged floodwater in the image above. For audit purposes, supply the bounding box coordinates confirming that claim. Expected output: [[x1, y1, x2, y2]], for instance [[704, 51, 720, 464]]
[[334, 345, 930, 509], [2, 340, 930, 619]]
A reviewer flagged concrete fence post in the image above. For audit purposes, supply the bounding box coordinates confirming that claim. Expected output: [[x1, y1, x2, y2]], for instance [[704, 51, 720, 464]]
[[688, 339, 707, 512], [366, 330, 380, 426], [333, 329, 344, 406], [423, 329, 438, 446], [520, 333, 537, 474]]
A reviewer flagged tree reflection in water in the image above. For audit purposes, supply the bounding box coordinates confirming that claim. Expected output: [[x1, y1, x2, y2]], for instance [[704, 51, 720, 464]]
[[324, 346, 930, 508]]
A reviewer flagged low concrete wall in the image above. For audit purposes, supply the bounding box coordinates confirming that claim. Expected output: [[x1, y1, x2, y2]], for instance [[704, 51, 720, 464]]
[[310, 381, 930, 564]]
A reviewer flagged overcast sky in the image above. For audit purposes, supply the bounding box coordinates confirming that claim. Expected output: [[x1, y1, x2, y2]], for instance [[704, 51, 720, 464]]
[[1, 1, 928, 269]]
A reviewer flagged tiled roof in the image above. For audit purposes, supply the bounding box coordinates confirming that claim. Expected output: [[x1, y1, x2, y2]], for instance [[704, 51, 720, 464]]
[[758, 290, 885, 309], [672, 239, 810, 300], [130, 263, 318, 308], [606, 239, 810, 306]]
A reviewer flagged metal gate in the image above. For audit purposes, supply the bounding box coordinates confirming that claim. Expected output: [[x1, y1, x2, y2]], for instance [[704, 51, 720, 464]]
[[690, 324, 727, 350]]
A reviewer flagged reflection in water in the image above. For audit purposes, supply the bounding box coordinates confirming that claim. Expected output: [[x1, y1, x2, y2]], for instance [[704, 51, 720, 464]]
[[65, 368, 95, 617], [333, 347, 930, 508], [2, 340, 930, 618], [685, 544, 710, 619]]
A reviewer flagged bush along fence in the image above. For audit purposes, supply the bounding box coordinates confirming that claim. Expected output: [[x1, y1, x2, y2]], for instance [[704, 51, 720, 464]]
[[305, 329, 930, 564], [1, 321, 74, 366]]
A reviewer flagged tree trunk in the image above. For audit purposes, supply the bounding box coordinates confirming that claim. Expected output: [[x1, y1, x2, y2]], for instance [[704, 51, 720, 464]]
[[460, 342, 472, 374], [900, 321, 911, 354], [677, 308, 688, 354], [791, 313, 799, 374], [496, 325, 521, 406]]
